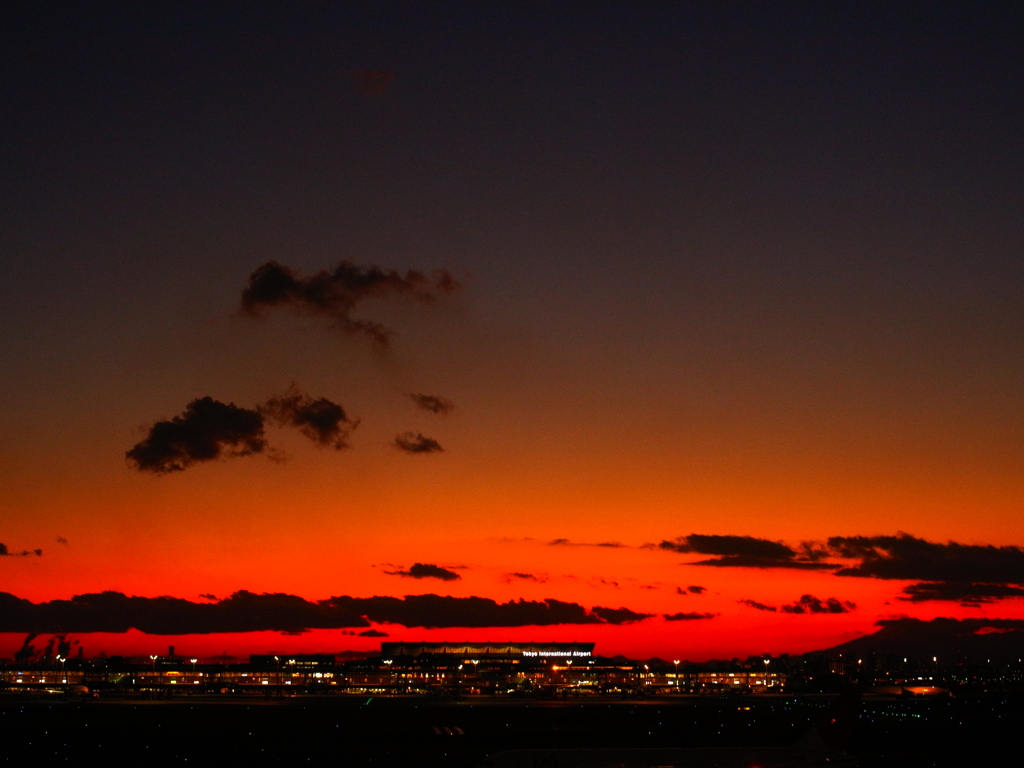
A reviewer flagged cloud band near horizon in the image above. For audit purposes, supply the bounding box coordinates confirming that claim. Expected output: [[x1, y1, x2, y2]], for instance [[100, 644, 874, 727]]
[[659, 532, 1024, 603], [0, 591, 653, 635]]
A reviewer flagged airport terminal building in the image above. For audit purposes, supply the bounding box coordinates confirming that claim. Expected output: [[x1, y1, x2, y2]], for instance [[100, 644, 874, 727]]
[[380, 642, 595, 661], [2, 641, 790, 696]]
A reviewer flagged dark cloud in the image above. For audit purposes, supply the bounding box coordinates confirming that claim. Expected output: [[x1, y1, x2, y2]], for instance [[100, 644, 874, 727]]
[[799, 541, 833, 561], [56, 536, 68, 545], [658, 532, 1024, 602], [393, 432, 444, 454], [676, 585, 707, 595], [0, 591, 651, 633], [0, 543, 42, 557], [659, 532, 1024, 581], [664, 612, 718, 621], [337, 595, 599, 629], [829, 533, 1024, 584], [898, 582, 1024, 603], [738, 595, 855, 614], [199, 593, 218, 601], [659, 534, 837, 570], [655, 531, 1024, 603], [501, 572, 548, 584], [14, 633, 38, 663], [328, 595, 651, 629], [548, 539, 626, 549], [0, 590, 360, 634], [260, 385, 357, 449], [589, 606, 654, 624], [384, 563, 461, 581], [408, 393, 455, 415], [126, 397, 267, 474], [240, 260, 459, 348], [357, 628, 389, 637], [689, 555, 836, 569], [780, 595, 856, 614], [129, 388, 357, 473], [660, 534, 793, 559], [877, 617, 1024, 633], [738, 599, 777, 612]]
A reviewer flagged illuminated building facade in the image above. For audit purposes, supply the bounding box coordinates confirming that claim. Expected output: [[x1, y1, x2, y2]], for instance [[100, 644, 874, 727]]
[[380, 642, 595, 660]]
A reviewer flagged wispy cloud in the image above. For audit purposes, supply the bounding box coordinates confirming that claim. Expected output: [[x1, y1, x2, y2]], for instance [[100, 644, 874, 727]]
[[383, 563, 462, 581], [260, 385, 358, 449], [408, 393, 454, 415], [0, 544, 41, 557], [898, 582, 1024, 604], [676, 585, 707, 595], [660, 534, 836, 570], [589, 606, 653, 624], [780, 595, 856, 614], [664, 611, 718, 621], [738, 599, 777, 612], [738, 595, 855, 614], [500, 572, 549, 584], [548, 538, 627, 549], [240, 260, 459, 348], [393, 432, 444, 454]]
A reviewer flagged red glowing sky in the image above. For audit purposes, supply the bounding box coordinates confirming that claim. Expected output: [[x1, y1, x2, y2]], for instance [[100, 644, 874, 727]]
[[2, 3, 1024, 661]]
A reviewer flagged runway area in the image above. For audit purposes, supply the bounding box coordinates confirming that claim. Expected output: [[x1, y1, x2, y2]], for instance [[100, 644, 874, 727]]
[[2, 693, 1020, 766]]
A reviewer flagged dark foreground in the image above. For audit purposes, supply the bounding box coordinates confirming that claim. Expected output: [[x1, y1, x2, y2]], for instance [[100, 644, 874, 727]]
[[2, 693, 1021, 767]]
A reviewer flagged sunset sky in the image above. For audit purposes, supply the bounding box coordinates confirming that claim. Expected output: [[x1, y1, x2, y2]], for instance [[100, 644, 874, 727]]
[[3, 2, 1024, 662]]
